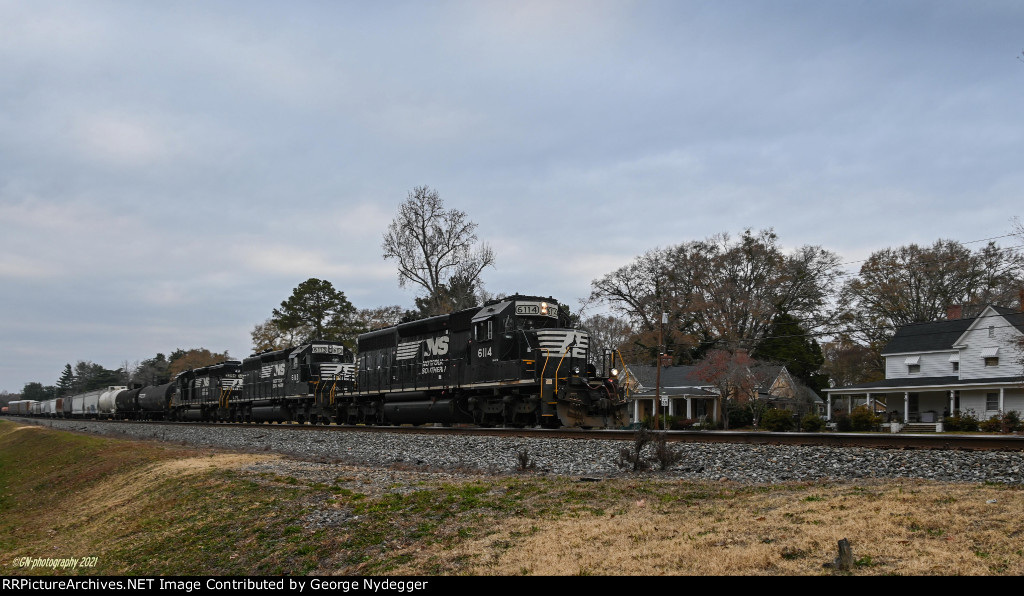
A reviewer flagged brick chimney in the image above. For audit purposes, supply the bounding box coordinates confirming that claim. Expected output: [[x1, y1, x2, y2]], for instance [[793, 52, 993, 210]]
[[946, 304, 963, 320]]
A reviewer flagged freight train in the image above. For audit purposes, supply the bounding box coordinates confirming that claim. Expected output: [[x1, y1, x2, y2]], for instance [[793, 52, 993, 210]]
[[7, 295, 631, 429]]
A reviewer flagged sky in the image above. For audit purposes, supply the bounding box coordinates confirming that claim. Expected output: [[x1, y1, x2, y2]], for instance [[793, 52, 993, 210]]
[[2, 0, 1023, 392]]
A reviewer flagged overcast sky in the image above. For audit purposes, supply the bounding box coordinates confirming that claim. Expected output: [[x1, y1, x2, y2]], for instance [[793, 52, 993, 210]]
[[2, 1, 1023, 392]]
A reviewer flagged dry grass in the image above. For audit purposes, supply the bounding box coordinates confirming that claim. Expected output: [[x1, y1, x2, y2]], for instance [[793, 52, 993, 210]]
[[395, 480, 1024, 575], [4, 420, 1024, 576]]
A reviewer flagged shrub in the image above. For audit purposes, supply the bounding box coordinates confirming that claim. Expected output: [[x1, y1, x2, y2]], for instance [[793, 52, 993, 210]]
[[850, 405, 882, 431], [801, 412, 826, 432], [980, 415, 1002, 433], [760, 408, 795, 432], [725, 401, 754, 429], [962, 411, 980, 431], [945, 410, 979, 432], [1003, 410, 1022, 433], [651, 432, 682, 470], [669, 417, 700, 430], [617, 427, 653, 471], [833, 412, 852, 432], [976, 411, 1022, 434]]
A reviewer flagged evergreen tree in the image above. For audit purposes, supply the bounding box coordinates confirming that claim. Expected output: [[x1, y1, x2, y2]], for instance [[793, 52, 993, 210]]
[[271, 278, 359, 348], [21, 382, 56, 401], [57, 364, 74, 396], [752, 312, 828, 393]]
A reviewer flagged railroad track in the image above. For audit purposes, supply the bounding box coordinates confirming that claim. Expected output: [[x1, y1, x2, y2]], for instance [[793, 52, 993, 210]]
[[10, 415, 1024, 451]]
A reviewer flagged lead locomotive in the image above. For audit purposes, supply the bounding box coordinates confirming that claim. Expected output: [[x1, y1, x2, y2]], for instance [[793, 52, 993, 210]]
[[347, 294, 628, 428]]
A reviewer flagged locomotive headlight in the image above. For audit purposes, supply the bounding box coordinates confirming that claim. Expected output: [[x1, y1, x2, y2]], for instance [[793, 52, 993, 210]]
[[611, 368, 619, 377], [540, 302, 548, 315], [572, 366, 580, 374]]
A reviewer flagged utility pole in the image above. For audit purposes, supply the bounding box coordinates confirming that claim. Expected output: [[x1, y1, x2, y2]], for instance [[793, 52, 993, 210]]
[[654, 304, 666, 430]]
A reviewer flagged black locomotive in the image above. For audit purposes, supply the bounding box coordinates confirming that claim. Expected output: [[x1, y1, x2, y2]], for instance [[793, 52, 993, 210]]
[[19, 294, 630, 429], [349, 294, 628, 428]]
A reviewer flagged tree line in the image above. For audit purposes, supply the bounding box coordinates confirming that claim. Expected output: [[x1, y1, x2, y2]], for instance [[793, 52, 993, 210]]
[[8, 185, 1022, 406], [586, 228, 1024, 390]]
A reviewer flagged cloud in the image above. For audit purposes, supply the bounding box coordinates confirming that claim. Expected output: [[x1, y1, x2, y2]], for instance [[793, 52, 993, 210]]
[[72, 112, 178, 167]]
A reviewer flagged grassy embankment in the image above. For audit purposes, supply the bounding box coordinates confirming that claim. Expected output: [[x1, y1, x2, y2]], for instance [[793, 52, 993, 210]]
[[2, 419, 1024, 576]]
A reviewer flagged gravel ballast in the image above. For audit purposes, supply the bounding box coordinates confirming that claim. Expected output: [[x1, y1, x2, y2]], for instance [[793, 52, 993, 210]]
[[21, 418, 1024, 485]]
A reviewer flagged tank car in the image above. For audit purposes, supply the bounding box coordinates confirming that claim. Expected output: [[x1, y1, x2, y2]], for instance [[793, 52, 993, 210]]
[[350, 294, 629, 428], [113, 387, 142, 420]]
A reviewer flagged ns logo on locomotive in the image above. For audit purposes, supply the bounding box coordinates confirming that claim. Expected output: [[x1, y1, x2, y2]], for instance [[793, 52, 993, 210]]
[[14, 295, 630, 429]]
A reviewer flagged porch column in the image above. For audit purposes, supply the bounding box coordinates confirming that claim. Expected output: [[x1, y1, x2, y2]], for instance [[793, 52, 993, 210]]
[[686, 397, 692, 419], [827, 394, 832, 420], [668, 398, 675, 416], [904, 392, 909, 423], [949, 390, 955, 415], [1000, 388, 1005, 413], [848, 395, 853, 414], [867, 393, 872, 414]]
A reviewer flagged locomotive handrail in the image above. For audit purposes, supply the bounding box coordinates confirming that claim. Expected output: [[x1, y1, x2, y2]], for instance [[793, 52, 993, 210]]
[[553, 350, 570, 396], [540, 349, 554, 404]]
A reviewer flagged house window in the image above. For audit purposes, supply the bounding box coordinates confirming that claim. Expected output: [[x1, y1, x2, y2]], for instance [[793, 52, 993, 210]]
[[952, 361, 959, 372], [986, 393, 999, 412], [988, 325, 995, 338], [985, 357, 999, 367], [907, 364, 920, 374]]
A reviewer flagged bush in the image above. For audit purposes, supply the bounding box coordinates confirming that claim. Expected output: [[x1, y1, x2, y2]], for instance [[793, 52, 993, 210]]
[[833, 412, 852, 432], [980, 415, 1002, 433], [725, 401, 754, 429], [760, 408, 795, 432], [945, 410, 979, 432], [850, 405, 882, 431], [642, 414, 697, 430], [801, 412, 826, 432], [978, 411, 1021, 434], [670, 417, 700, 430], [1003, 410, 1022, 433]]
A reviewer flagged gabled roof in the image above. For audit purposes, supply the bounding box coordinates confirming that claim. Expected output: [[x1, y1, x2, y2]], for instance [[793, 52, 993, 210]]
[[627, 365, 705, 389], [881, 317, 973, 355], [882, 305, 1024, 355], [953, 305, 1024, 345]]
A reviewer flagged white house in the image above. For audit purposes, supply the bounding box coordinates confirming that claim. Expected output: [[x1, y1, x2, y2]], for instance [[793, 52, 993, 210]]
[[823, 305, 1024, 428]]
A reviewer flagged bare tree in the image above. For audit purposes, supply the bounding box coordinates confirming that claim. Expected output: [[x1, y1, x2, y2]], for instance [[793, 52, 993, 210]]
[[250, 318, 311, 353], [693, 349, 774, 430], [580, 313, 634, 367], [590, 229, 842, 360], [355, 305, 406, 332], [839, 239, 1024, 348], [382, 186, 495, 316]]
